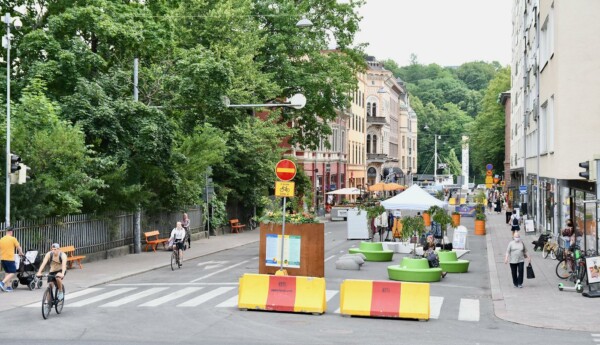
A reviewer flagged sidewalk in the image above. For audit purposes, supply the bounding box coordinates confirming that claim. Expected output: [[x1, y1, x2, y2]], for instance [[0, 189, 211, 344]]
[[486, 210, 598, 331], [0, 230, 261, 313]]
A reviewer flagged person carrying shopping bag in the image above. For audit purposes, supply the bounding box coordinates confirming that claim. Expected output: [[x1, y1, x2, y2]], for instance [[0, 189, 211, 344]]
[[504, 232, 530, 288]]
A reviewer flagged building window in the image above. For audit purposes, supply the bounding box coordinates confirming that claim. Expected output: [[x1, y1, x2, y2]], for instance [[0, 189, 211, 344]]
[[548, 95, 554, 152], [540, 5, 554, 68], [367, 135, 371, 153]]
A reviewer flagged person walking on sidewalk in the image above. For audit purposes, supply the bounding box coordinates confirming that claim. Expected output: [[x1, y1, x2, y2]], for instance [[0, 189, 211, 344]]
[[182, 213, 191, 249], [509, 210, 520, 233], [504, 232, 530, 288], [0, 227, 24, 292]]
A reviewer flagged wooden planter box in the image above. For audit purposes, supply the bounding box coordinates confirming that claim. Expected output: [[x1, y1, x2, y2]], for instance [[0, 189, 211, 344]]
[[259, 222, 324, 277]]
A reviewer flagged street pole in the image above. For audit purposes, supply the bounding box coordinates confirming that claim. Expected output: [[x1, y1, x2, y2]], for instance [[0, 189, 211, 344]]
[[434, 134, 437, 185], [132, 58, 141, 253], [4, 14, 11, 227], [279, 196, 287, 274], [3, 13, 19, 226]]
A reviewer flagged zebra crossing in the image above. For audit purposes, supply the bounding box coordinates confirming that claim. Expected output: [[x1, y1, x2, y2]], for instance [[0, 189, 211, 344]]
[[23, 284, 481, 321]]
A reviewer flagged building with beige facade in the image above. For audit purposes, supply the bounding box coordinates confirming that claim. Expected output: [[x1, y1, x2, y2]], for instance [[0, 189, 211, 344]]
[[511, 0, 599, 253], [346, 70, 367, 191], [364, 57, 416, 187]]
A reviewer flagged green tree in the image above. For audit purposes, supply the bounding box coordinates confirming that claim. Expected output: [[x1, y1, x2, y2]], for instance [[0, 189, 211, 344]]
[[470, 67, 510, 182], [4, 78, 104, 219]]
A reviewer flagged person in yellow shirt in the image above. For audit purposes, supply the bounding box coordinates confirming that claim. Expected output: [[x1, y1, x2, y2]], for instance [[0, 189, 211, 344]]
[[0, 227, 24, 292]]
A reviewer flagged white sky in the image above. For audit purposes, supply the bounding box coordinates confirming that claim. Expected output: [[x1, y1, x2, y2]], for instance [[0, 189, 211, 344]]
[[353, 0, 512, 67]]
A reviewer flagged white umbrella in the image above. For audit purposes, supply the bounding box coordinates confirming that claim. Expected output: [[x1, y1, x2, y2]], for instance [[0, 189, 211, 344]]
[[326, 187, 362, 195]]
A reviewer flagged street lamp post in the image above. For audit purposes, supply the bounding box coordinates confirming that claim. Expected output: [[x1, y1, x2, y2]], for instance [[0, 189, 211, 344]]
[[423, 125, 440, 186], [3, 13, 22, 227]]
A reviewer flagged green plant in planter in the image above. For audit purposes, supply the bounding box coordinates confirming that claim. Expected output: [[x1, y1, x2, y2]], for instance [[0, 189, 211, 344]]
[[401, 215, 425, 257], [428, 206, 453, 248], [475, 212, 486, 221]]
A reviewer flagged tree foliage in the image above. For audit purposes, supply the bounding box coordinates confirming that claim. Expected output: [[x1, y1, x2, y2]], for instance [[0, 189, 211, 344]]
[[1, 0, 365, 221]]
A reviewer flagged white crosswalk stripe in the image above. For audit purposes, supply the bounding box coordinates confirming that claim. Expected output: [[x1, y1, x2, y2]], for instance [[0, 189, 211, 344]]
[[100, 287, 169, 307], [429, 296, 444, 319], [458, 298, 480, 322], [70, 288, 137, 307], [139, 287, 203, 307], [177, 287, 235, 307], [24, 287, 104, 308], [592, 333, 600, 342], [20, 285, 482, 322]]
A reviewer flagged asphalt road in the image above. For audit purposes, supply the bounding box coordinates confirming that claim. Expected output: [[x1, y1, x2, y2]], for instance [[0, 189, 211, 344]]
[[0, 221, 594, 345]]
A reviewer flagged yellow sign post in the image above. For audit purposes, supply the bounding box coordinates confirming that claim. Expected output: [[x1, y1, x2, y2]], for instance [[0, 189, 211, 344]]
[[275, 181, 295, 197]]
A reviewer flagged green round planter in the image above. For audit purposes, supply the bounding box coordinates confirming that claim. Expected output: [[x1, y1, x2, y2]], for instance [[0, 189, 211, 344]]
[[438, 250, 470, 273], [349, 248, 394, 262], [387, 257, 442, 282]]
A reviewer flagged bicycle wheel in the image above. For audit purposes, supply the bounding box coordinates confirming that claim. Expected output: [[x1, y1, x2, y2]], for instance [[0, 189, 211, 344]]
[[42, 288, 53, 319], [555, 259, 571, 279], [171, 251, 177, 271], [55, 286, 65, 314], [549, 248, 557, 260], [542, 245, 549, 259]]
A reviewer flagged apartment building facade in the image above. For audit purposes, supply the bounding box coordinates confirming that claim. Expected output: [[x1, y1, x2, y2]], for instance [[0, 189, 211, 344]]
[[511, 0, 599, 254]]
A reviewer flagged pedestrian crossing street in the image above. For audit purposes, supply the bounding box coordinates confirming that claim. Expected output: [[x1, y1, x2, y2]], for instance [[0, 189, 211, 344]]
[[23, 284, 481, 321]]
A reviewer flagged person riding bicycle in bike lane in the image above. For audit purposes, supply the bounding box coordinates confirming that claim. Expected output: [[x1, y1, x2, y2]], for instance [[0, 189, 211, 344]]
[[169, 222, 187, 266], [0, 227, 24, 292], [36, 243, 68, 300]]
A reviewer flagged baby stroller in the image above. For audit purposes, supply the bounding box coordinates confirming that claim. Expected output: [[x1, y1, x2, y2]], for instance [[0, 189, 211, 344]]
[[13, 250, 44, 290]]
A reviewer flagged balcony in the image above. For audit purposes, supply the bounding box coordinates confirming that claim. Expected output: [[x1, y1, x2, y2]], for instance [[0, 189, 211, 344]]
[[367, 153, 387, 163], [367, 116, 387, 126]]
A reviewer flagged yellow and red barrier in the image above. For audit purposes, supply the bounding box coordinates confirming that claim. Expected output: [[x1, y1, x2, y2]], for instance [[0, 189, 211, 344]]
[[340, 279, 430, 320], [238, 273, 326, 314]]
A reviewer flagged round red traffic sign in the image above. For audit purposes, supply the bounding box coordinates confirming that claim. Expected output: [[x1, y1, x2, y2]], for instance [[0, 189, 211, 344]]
[[275, 159, 297, 181]]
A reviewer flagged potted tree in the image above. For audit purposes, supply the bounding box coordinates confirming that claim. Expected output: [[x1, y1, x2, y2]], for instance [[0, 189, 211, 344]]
[[474, 190, 487, 235], [429, 206, 453, 250], [400, 215, 426, 257]]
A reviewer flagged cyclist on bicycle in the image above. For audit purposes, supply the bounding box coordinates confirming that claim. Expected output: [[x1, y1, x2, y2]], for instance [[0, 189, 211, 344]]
[[36, 243, 67, 300], [169, 222, 186, 266]]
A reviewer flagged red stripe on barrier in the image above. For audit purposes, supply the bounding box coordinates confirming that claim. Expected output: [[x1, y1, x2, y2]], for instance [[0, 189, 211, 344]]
[[266, 276, 297, 312], [370, 281, 400, 317]]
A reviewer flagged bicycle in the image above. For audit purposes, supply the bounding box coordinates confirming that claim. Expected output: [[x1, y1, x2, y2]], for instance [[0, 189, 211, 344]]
[[542, 235, 559, 260], [171, 241, 182, 271], [247, 214, 258, 231], [39, 274, 65, 319], [556, 247, 586, 283]]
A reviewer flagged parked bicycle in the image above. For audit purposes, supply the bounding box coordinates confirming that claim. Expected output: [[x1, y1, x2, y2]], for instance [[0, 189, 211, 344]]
[[39, 275, 65, 319], [542, 235, 559, 260], [555, 246, 586, 283], [247, 213, 258, 230]]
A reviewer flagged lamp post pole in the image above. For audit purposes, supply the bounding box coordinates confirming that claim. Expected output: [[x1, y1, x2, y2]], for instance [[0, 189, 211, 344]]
[[434, 133, 437, 185], [3, 13, 21, 227]]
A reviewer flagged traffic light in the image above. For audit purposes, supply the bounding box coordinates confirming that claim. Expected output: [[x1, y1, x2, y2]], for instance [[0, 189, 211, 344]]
[[579, 160, 597, 181], [10, 154, 21, 173]]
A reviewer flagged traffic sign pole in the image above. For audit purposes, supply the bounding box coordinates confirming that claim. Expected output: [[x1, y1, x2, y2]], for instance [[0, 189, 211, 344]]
[[277, 196, 288, 275]]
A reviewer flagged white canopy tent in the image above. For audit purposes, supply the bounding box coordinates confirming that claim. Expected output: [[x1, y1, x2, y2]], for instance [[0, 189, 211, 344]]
[[380, 184, 447, 210], [326, 187, 361, 195]]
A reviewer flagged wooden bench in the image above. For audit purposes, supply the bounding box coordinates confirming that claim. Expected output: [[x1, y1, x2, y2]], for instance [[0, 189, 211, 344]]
[[229, 219, 245, 233], [144, 230, 169, 252], [60, 245, 86, 269]]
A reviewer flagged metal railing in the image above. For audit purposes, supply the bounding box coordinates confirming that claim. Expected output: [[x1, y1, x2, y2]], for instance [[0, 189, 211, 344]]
[[1, 207, 203, 255]]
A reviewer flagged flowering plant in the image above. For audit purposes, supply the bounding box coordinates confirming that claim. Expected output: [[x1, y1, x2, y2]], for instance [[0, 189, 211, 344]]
[[258, 209, 318, 224]]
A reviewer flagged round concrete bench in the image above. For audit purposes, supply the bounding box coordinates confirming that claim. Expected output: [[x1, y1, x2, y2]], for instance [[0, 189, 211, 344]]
[[438, 251, 470, 273], [348, 242, 394, 262], [387, 257, 442, 282]]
